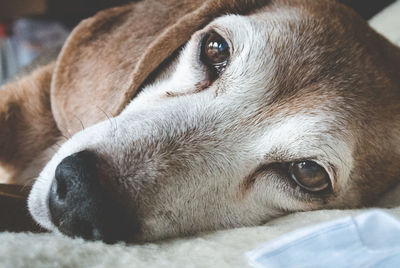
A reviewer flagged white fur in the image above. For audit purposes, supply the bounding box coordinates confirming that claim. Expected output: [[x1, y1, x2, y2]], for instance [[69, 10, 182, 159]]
[[29, 14, 357, 241]]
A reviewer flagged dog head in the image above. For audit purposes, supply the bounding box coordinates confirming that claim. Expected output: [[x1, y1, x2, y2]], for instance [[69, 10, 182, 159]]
[[28, 0, 400, 243]]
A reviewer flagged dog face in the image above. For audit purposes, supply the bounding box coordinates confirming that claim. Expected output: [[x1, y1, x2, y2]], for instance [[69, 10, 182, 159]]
[[28, 1, 400, 243]]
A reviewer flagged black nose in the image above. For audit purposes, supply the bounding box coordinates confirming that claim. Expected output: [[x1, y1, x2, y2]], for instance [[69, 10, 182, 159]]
[[49, 150, 135, 243]]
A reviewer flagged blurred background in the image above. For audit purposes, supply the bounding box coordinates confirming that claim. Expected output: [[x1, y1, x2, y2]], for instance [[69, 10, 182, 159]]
[[0, 0, 395, 85], [0, 0, 131, 85]]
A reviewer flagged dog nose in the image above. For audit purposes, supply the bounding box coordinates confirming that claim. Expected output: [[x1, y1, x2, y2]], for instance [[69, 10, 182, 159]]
[[49, 150, 135, 243]]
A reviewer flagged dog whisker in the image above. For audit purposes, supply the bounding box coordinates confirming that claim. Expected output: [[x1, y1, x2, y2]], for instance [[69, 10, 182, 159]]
[[61, 133, 71, 140], [96, 105, 118, 136], [74, 115, 85, 131]]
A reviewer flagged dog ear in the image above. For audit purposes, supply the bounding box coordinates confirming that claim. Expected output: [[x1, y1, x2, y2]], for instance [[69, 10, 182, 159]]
[[0, 63, 60, 182], [52, 0, 269, 135]]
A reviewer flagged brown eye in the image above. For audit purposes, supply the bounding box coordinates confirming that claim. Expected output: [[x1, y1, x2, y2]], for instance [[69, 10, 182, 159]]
[[289, 161, 330, 192], [201, 32, 230, 75]]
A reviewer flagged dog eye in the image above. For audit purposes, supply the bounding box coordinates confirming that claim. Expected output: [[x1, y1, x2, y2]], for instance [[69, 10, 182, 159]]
[[200, 32, 230, 76], [289, 161, 330, 192]]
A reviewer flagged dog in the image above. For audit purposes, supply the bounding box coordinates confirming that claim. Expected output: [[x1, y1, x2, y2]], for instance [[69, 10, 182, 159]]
[[1, 0, 399, 243]]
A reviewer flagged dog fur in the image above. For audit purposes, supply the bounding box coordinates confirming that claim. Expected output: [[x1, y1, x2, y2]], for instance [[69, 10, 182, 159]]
[[1, 0, 400, 242]]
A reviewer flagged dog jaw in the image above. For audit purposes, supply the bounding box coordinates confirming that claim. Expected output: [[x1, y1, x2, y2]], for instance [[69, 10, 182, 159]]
[[29, 2, 400, 242]]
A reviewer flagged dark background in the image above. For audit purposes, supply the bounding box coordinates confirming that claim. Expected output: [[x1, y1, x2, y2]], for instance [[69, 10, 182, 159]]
[[340, 0, 395, 20], [0, 0, 396, 29]]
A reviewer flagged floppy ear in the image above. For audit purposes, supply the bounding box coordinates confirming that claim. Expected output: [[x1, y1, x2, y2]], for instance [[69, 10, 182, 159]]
[[52, 0, 268, 135], [0, 63, 60, 182]]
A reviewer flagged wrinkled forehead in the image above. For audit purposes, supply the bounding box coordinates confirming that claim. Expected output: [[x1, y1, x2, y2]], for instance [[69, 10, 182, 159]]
[[208, 4, 336, 55], [204, 3, 365, 113]]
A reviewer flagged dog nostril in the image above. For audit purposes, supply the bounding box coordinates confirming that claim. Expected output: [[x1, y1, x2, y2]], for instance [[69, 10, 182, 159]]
[[55, 178, 67, 200], [49, 150, 136, 243]]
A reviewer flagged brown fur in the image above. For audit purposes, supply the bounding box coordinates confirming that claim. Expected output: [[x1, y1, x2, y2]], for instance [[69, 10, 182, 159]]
[[52, 0, 270, 135], [0, 0, 269, 183], [0, 64, 60, 183], [251, 0, 400, 206], [0, 0, 399, 208]]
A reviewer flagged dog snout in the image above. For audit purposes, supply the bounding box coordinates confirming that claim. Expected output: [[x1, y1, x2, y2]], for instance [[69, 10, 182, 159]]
[[48, 150, 136, 243]]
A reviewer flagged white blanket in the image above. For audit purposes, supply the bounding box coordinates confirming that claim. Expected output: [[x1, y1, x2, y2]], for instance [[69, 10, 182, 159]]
[[1, 2, 399, 267], [1, 208, 400, 268]]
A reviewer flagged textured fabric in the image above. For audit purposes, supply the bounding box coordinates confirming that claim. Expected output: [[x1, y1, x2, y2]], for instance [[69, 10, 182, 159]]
[[247, 210, 400, 268], [0, 208, 400, 268]]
